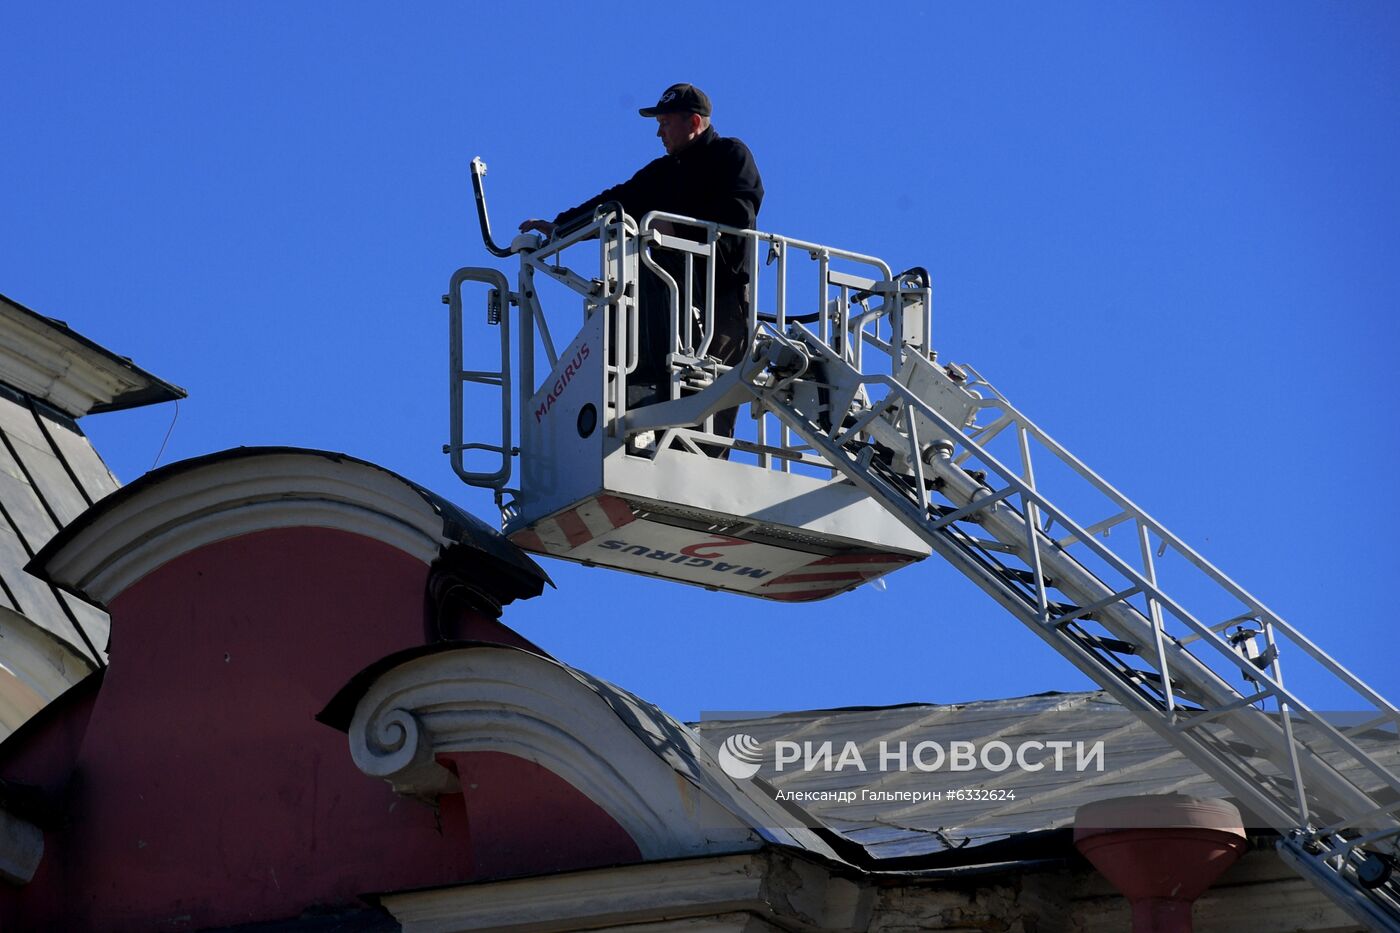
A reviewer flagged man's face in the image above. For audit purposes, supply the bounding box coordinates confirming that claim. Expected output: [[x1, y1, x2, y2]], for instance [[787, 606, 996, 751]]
[[656, 112, 700, 154]]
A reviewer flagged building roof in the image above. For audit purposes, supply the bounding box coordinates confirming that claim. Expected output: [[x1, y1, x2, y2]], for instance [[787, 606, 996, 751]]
[[0, 293, 186, 694], [28, 446, 550, 610], [691, 691, 1400, 863], [0, 292, 185, 418], [0, 382, 117, 670]]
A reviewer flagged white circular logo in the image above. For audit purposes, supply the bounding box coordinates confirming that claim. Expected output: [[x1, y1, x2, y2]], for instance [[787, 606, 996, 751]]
[[717, 733, 764, 780]]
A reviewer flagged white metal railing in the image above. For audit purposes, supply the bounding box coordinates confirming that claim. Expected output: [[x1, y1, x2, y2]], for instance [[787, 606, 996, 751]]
[[454, 208, 933, 480]]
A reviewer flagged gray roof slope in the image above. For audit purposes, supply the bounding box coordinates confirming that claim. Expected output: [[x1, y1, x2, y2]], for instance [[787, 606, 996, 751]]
[[692, 691, 1400, 862], [0, 384, 115, 664], [0, 291, 185, 668]]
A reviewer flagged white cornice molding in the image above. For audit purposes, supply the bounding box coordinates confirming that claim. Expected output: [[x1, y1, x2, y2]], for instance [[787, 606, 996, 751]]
[[0, 303, 156, 417], [379, 851, 874, 933], [39, 454, 452, 605], [347, 646, 763, 862]]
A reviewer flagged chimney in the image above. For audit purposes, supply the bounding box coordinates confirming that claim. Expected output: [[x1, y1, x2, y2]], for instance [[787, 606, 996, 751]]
[[1074, 794, 1247, 932]]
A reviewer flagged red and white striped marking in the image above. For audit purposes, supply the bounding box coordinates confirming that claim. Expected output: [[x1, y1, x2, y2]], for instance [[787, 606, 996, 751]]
[[509, 495, 637, 555], [758, 552, 919, 602], [511, 499, 918, 602]]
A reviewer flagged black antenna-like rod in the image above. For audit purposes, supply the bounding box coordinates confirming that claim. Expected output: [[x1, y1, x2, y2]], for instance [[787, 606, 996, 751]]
[[470, 157, 513, 258]]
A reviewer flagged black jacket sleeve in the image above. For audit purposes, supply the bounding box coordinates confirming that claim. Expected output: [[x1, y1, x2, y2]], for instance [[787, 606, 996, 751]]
[[551, 156, 668, 228]]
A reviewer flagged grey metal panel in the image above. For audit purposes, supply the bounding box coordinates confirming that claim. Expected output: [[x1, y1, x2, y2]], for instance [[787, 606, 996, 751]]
[[0, 403, 106, 663], [692, 692, 1400, 862], [57, 590, 109, 658], [0, 393, 51, 456], [0, 395, 97, 527], [0, 523, 73, 641], [35, 408, 118, 504], [2, 436, 88, 531], [0, 449, 58, 553]]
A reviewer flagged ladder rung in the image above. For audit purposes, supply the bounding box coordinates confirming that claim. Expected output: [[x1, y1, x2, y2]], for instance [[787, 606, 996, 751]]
[[1048, 585, 1143, 626], [927, 486, 1018, 531], [963, 537, 1019, 554], [1125, 668, 1209, 707], [1168, 689, 1277, 730], [1313, 800, 1400, 840], [1075, 633, 1138, 656], [1003, 567, 1051, 587], [1341, 711, 1400, 737]]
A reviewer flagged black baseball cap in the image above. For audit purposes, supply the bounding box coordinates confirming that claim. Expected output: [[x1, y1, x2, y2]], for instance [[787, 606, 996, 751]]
[[638, 83, 712, 118]]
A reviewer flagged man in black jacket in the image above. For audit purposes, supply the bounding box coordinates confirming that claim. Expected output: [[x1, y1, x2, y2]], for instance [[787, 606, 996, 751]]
[[519, 84, 763, 447]]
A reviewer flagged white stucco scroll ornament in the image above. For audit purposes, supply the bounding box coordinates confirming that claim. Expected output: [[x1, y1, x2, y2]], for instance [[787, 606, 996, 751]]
[[340, 645, 768, 862], [349, 702, 461, 800]]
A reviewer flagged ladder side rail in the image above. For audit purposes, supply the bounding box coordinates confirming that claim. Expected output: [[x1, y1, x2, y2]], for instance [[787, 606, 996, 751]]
[[748, 330, 1400, 836], [923, 433, 1394, 835], [737, 346, 1317, 833], [915, 389, 1400, 822], [1278, 841, 1400, 933], [1265, 614, 1400, 722], [761, 332, 1295, 693], [957, 364, 1394, 706], [447, 266, 514, 489], [959, 372, 1400, 727], [746, 353, 1400, 930], [970, 400, 1400, 791]]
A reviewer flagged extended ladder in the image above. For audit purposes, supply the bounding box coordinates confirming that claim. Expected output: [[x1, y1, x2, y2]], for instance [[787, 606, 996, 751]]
[[668, 322, 1400, 928], [453, 174, 1400, 926]]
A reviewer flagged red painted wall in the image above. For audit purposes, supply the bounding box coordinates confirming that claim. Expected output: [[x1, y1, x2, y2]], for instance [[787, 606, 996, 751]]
[[0, 527, 636, 931], [439, 751, 641, 880]]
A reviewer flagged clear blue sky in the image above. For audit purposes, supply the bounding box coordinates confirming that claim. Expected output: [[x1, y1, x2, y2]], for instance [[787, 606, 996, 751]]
[[4, 3, 1397, 721]]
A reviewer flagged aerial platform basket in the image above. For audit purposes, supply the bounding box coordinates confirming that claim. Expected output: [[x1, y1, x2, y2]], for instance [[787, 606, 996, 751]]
[[447, 159, 936, 600]]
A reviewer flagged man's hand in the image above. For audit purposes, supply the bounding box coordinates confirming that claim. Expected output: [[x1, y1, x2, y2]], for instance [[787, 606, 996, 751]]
[[518, 219, 557, 236]]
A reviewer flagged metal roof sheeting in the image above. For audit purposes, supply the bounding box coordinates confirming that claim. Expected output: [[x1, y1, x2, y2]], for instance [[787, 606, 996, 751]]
[[693, 692, 1400, 862], [0, 384, 115, 665]]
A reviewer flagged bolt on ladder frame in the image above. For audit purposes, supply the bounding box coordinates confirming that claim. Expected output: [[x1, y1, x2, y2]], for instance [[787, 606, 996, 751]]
[[724, 316, 1400, 928]]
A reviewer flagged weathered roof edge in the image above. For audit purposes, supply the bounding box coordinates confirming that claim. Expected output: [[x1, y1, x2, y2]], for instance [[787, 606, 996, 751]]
[[0, 291, 186, 416], [26, 446, 550, 606]]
